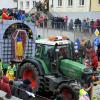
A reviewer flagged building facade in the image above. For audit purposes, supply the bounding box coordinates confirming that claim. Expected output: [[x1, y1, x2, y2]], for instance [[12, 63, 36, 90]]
[[0, 0, 17, 9], [49, 0, 90, 13], [91, 0, 100, 11], [18, 0, 44, 13]]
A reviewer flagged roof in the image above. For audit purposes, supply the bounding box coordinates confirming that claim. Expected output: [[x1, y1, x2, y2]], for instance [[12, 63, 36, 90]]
[[35, 39, 71, 45]]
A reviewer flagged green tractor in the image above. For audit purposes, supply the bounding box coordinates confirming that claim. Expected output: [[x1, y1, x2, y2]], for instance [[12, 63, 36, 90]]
[[17, 37, 100, 100]]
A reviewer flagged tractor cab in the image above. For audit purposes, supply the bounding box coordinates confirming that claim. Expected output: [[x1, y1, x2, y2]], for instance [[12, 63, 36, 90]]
[[35, 36, 72, 74], [35, 36, 71, 57]]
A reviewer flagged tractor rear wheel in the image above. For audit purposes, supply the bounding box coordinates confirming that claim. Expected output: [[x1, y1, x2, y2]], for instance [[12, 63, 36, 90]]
[[56, 82, 80, 100], [17, 60, 43, 92]]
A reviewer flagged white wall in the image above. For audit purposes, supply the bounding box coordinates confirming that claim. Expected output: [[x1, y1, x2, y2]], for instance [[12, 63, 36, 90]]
[[49, 0, 90, 13], [18, 0, 44, 13], [0, 0, 17, 9]]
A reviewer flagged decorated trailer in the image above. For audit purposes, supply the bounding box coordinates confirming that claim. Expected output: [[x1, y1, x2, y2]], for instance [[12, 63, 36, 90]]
[[0, 19, 36, 62]]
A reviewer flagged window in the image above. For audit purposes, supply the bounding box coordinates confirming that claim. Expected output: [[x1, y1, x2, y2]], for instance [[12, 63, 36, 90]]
[[79, 0, 84, 6], [33, 1, 36, 7], [51, 0, 54, 7], [58, 0, 62, 6], [68, 0, 73, 6], [26, 1, 29, 9], [20, 1, 23, 9], [13, 0, 17, 2], [98, 0, 100, 4]]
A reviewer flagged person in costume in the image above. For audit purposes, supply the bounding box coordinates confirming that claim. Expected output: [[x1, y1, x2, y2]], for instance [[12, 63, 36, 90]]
[[15, 33, 23, 60], [6, 61, 16, 81]]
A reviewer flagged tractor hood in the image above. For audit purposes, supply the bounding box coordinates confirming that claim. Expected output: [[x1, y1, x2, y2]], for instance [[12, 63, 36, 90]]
[[60, 59, 86, 79]]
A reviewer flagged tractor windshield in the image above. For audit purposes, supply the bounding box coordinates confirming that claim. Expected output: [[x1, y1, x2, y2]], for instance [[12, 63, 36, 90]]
[[57, 45, 68, 59], [35, 44, 54, 58], [35, 43, 69, 60]]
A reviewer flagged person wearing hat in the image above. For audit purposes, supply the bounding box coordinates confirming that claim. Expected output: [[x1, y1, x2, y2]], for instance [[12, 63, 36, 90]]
[[0, 73, 12, 99]]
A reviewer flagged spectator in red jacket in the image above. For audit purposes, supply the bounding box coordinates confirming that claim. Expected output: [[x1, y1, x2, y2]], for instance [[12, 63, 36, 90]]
[[85, 46, 98, 71], [0, 76, 12, 98], [91, 52, 98, 71], [2, 8, 12, 20]]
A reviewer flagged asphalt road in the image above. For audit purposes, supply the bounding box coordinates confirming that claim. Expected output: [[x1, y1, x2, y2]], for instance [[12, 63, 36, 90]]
[[36, 27, 98, 42]]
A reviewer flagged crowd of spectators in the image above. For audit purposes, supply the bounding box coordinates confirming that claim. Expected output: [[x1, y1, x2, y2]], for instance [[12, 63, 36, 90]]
[[1, 8, 100, 35], [0, 8, 48, 27], [50, 17, 100, 34], [0, 59, 34, 100]]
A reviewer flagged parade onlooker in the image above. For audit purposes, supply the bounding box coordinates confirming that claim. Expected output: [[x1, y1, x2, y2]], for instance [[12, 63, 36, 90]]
[[90, 19, 95, 33], [0, 69, 3, 78], [81, 19, 87, 33], [18, 79, 32, 100], [6, 61, 16, 81], [2, 8, 12, 20], [91, 52, 98, 71], [69, 19, 74, 31], [79, 83, 90, 100], [74, 18, 81, 31], [85, 45, 98, 70], [93, 37, 99, 53], [80, 38, 86, 58], [96, 19, 100, 32], [0, 59, 3, 70], [0, 74, 12, 99], [97, 43, 100, 61], [63, 16, 68, 30]]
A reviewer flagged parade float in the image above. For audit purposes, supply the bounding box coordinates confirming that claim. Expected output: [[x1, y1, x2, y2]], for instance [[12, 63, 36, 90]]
[[0, 19, 36, 63], [0, 17, 100, 99]]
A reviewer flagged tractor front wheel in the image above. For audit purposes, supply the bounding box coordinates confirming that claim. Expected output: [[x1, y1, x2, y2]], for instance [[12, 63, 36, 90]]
[[17, 60, 42, 92], [56, 82, 80, 100]]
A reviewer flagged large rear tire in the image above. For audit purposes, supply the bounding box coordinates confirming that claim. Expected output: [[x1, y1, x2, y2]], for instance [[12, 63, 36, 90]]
[[56, 81, 80, 100], [17, 60, 44, 92]]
